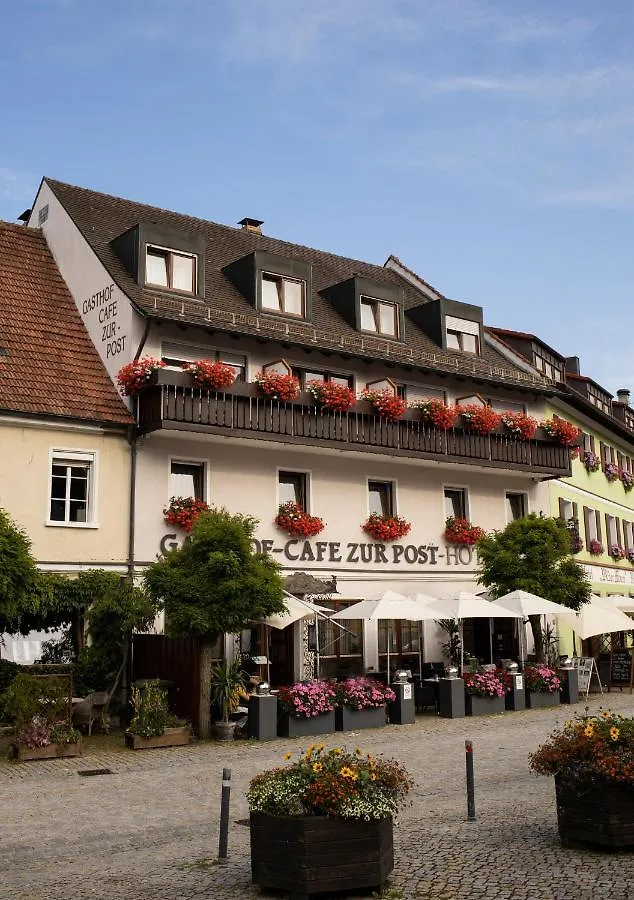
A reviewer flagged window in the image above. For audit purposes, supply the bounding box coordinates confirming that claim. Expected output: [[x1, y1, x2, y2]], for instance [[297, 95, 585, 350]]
[[605, 515, 620, 548], [584, 507, 601, 544], [170, 461, 205, 500], [445, 316, 480, 354], [444, 487, 467, 520], [406, 385, 445, 405], [533, 353, 563, 382], [261, 272, 305, 317], [146, 246, 196, 293], [623, 521, 634, 552], [293, 368, 352, 389], [581, 432, 595, 454], [505, 492, 527, 521], [49, 452, 95, 525], [488, 398, 525, 414], [368, 480, 394, 517], [359, 296, 398, 337], [279, 471, 307, 509], [378, 620, 421, 674], [316, 598, 363, 678]]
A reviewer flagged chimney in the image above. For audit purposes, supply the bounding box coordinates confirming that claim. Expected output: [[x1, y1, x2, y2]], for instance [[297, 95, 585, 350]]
[[565, 356, 580, 375], [616, 388, 631, 406], [238, 217, 264, 235]]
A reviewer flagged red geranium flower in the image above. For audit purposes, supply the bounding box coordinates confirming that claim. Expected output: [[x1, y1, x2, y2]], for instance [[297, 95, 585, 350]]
[[116, 357, 164, 396], [254, 372, 300, 402], [306, 380, 356, 413], [362, 514, 411, 542], [413, 399, 459, 430], [444, 517, 485, 546], [458, 404, 502, 435], [541, 418, 581, 446], [185, 360, 236, 390], [361, 389, 407, 421], [163, 496, 210, 533], [501, 412, 538, 440], [275, 502, 325, 537]]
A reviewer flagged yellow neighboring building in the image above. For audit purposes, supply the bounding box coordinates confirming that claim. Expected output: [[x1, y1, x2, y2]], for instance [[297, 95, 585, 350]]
[[0, 221, 132, 658]]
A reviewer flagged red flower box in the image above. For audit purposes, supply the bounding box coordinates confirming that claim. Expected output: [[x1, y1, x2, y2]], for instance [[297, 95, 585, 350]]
[[117, 357, 164, 396], [163, 496, 210, 533], [306, 381, 356, 413], [458, 404, 501, 435], [275, 502, 324, 537], [444, 516, 485, 546], [362, 514, 411, 542], [361, 390, 407, 422], [501, 412, 538, 440], [254, 372, 300, 402], [541, 418, 581, 446], [413, 399, 458, 430], [185, 360, 236, 390]]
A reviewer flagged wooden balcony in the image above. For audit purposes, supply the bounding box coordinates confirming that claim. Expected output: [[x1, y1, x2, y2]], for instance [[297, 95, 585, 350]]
[[136, 375, 571, 477]]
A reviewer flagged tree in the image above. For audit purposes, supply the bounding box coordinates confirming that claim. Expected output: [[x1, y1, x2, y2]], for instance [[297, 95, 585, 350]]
[[144, 508, 285, 737], [477, 514, 591, 662], [0, 508, 44, 635]]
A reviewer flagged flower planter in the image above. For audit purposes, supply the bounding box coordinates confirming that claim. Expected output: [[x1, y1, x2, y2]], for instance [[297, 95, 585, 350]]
[[555, 776, 634, 849], [465, 694, 505, 716], [11, 740, 83, 762], [124, 725, 191, 750], [335, 705, 387, 731], [277, 710, 336, 737], [250, 813, 394, 897], [526, 690, 560, 709]]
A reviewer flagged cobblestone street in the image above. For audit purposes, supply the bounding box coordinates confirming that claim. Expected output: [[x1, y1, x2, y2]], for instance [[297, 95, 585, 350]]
[[1, 692, 633, 900]]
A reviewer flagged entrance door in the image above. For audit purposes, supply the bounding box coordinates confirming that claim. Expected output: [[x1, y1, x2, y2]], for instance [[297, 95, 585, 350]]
[[268, 625, 295, 687]]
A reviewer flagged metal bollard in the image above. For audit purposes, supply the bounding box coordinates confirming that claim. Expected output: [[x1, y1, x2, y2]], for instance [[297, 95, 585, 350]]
[[218, 767, 231, 864], [465, 740, 476, 822]]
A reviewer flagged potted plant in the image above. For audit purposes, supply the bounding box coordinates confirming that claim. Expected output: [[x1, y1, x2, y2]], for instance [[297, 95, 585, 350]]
[[125, 680, 190, 750], [412, 398, 458, 430], [444, 516, 485, 546], [604, 461, 620, 482], [360, 389, 407, 421], [621, 469, 634, 492], [524, 664, 561, 709], [458, 404, 501, 435], [211, 658, 247, 741], [582, 450, 601, 473], [275, 501, 325, 537], [500, 412, 538, 440], [540, 418, 581, 446], [254, 371, 300, 401], [362, 513, 411, 542], [628, 549, 634, 565], [335, 677, 395, 731], [4, 672, 82, 762], [116, 356, 164, 396], [609, 544, 625, 561], [248, 744, 413, 897], [588, 539, 604, 556], [277, 680, 338, 737], [306, 380, 356, 412], [163, 496, 211, 533], [184, 360, 236, 390], [462, 671, 505, 716], [529, 712, 634, 848]]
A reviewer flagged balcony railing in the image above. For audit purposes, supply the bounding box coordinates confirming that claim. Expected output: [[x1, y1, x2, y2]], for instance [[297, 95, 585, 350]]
[[137, 377, 571, 476]]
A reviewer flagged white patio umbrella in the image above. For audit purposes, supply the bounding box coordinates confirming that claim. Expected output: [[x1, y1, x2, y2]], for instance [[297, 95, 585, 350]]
[[603, 594, 634, 613], [330, 591, 439, 677], [419, 591, 522, 673], [560, 596, 634, 641], [493, 590, 577, 665]]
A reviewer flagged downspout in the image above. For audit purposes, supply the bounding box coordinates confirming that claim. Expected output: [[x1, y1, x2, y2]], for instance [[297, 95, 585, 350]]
[[126, 317, 151, 580]]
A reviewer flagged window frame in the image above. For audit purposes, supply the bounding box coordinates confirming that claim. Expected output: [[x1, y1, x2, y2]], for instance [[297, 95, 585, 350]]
[[359, 295, 399, 338], [168, 457, 208, 503], [292, 367, 353, 389], [443, 485, 469, 521], [161, 345, 248, 382], [505, 491, 528, 523], [261, 271, 306, 318], [315, 598, 364, 676], [47, 449, 98, 528], [277, 469, 310, 511], [145, 244, 197, 295], [367, 479, 395, 518]]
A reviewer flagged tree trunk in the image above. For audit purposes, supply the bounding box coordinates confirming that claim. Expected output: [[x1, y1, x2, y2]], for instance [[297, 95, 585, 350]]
[[198, 641, 214, 739], [528, 614, 545, 663]]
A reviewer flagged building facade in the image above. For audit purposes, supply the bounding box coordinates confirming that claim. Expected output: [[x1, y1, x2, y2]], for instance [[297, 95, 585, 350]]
[[0, 221, 132, 660], [29, 179, 577, 681]]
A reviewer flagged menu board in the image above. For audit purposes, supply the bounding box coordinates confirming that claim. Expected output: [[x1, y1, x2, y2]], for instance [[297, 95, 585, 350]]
[[571, 657, 594, 694], [608, 651, 633, 692]]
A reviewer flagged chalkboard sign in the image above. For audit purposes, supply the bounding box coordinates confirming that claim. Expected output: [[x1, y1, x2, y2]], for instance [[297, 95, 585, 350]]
[[608, 651, 633, 693]]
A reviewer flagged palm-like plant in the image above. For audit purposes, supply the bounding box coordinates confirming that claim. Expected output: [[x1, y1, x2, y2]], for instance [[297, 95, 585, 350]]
[[211, 658, 247, 723]]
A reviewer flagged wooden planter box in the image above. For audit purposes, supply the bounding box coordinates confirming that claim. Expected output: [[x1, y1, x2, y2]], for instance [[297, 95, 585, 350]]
[[277, 710, 336, 738], [335, 705, 386, 731], [526, 690, 560, 709], [124, 725, 191, 750], [555, 776, 634, 848], [250, 813, 393, 897], [11, 740, 83, 762], [465, 694, 505, 716]]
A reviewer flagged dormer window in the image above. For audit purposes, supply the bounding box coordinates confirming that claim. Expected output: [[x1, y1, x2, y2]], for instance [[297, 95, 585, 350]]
[[261, 272, 305, 317], [146, 245, 196, 294], [360, 296, 398, 337], [445, 316, 480, 354]]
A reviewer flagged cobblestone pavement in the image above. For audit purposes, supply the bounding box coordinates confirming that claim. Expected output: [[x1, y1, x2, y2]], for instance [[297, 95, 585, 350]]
[[2, 692, 634, 900]]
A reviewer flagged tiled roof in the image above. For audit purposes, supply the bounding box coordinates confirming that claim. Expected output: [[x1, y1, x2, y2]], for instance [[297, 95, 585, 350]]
[[0, 221, 132, 425], [46, 179, 551, 392]]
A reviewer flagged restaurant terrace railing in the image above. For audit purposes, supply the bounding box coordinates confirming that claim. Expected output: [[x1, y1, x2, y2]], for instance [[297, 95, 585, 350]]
[[136, 376, 572, 477]]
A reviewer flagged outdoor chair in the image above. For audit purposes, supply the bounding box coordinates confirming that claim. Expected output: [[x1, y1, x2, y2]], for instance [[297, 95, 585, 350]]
[[72, 691, 110, 735]]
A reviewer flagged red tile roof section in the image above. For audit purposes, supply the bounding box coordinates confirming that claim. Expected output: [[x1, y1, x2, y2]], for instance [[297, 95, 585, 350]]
[[0, 221, 132, 425]]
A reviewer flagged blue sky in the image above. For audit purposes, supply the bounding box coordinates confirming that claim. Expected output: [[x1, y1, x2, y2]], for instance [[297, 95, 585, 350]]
[[1, 1, 632, 393]]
